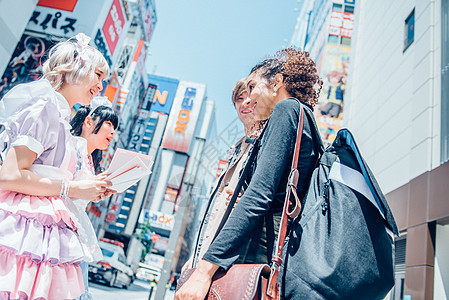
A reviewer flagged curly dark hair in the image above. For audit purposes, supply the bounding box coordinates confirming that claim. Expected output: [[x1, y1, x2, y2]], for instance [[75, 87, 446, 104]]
[[250, 48, 323, 107]]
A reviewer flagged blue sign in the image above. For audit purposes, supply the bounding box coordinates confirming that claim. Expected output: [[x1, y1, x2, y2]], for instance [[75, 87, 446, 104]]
[[147, 74, 179, 115]]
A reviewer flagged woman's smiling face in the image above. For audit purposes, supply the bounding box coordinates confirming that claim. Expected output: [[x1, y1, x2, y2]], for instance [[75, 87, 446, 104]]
[[246, 71, 276, 121]]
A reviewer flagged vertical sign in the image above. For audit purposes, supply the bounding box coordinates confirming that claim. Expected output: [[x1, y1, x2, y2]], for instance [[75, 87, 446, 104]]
[[148, 74, 179, 115], [102, 0, 126, 56], [161, 81, 205, 154]]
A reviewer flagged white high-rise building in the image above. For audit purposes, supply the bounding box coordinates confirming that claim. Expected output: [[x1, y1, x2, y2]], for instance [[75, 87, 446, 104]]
[[346, 1, 449, 299]]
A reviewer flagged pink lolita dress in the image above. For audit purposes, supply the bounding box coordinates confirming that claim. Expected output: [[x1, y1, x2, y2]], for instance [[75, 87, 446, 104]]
[[0, 79, 87, 299]]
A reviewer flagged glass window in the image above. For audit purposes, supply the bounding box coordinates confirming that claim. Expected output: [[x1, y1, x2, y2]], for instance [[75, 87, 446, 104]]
[[101, 248, 114, 257], [328, 35, 340, 44], [118, 254, 126, 264], [344, 5, 354, 13], [341, 37, 352, 46], [404, 9, 415, 51], [332, 3, 343, 11]]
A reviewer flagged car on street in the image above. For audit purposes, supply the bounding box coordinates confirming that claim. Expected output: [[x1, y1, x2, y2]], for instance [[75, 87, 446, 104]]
[[88, 238, 134, 289]]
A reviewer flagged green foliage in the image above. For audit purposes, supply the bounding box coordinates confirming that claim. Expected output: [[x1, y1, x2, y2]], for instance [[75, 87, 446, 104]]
[[134, 221, 153, 259]]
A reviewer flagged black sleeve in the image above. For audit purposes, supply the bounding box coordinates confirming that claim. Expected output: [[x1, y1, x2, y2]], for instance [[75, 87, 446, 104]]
[[202, 98, 301, 270]]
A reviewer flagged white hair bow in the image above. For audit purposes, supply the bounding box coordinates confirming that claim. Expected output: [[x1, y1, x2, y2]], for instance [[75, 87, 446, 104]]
[[90, 96, 113, 111], [74, 33, 92, 61]]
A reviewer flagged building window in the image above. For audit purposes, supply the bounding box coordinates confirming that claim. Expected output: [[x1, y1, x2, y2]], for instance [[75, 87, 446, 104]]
[[344, 5, 354, 13], [404, 9, 415, 52], [332, 3, 343, 11], [328, 34, 340, 44], [341, 37, 351, 46]]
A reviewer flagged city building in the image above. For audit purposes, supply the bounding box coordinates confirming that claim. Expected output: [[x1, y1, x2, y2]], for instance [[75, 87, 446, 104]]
[[133, 76, 217, 299], [291, 0, 355, 146], [345, 1, 448, 299]]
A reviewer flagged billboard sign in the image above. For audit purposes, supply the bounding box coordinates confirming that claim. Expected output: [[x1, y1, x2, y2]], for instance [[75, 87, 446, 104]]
[[148, 74, 179, 115], [127, 109, 150, 152], [315, 44, 351, 146], [329, 10, 354, 38], [105, 194, 124, 223], [147, 210, 174, 231], [102, 0, 126, 56], [0, 35, 56, 98], [139, 0, 157, 42], [26, 0, 105, 38], [37, 0, 78, 12], [161, 81, 206, 153]]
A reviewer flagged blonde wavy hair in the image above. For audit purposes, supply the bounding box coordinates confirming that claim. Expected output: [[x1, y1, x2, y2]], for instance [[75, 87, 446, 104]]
[[42, 38, 110, 90]]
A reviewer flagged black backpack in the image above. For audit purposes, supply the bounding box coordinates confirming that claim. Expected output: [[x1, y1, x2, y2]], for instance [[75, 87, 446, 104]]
[[281, 128, 399, 300]]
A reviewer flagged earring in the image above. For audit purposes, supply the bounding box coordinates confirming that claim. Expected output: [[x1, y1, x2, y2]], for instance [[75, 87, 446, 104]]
[[273, 86, 278, 97]]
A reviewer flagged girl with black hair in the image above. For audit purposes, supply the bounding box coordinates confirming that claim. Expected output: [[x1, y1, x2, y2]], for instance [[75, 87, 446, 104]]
[[70, 104, 118, 174], [70, 104, 118, 299]]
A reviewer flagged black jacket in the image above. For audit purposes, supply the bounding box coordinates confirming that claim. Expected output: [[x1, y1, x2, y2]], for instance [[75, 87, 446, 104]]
[[203, 98, 321, 270]]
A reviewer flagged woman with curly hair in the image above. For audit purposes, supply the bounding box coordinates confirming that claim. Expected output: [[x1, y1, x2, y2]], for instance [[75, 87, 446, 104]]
[[175, 48, 323, 299]]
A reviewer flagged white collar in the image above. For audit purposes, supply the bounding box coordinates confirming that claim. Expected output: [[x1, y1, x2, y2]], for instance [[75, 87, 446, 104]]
[[54, 90, 72, 121]]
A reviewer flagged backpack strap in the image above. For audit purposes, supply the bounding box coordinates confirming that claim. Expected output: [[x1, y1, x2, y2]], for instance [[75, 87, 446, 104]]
[[267, 103, 305, 297]]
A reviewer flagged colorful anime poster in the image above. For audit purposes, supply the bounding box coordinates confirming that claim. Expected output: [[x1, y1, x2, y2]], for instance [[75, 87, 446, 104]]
[[0, 35, 56, 98], [315, 44, 351, 146]]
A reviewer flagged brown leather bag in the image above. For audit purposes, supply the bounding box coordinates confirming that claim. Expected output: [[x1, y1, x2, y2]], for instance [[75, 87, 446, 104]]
[[176, 105, 305, 300], [177, 264, 271, 299]]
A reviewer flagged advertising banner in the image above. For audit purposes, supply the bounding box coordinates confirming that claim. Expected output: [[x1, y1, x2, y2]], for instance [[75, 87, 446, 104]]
[[161, 80, 206, 153], [105, 194, 124, 223], [127, 109, 150, 152], [315, 44, 351, 146], [328, 10, 354, 38], [102, 0, 126, 56], [26, 0, 105, 38], [146, 210, 174, 231], [0, 35, 56, 98], [95, 0, 131, 69], [37, 0, 78, 12], [139, 0, 157, 42], [148, 74, 179, 115]]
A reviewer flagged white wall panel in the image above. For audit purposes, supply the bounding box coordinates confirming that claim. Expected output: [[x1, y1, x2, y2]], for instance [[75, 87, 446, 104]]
[[345, 0, 440, 193]]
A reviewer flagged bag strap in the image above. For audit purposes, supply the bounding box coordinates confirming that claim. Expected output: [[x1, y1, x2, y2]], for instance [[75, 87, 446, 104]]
[[266, 103, 305, 298]]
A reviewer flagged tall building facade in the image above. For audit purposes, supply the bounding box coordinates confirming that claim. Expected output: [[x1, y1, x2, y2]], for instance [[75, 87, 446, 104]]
[[291, 0, 356, 146], [346, 1, 448, 299]]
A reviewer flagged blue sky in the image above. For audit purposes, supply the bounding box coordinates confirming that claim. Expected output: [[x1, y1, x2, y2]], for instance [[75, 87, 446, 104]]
[[146, 0, 302, 150]]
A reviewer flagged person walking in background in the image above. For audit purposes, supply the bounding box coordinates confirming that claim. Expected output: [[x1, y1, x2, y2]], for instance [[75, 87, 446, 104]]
[[0, 33, 113, 300], [175, 48, 323, 299], [70, 101, 118, 299], [182, 78, 257, 273]]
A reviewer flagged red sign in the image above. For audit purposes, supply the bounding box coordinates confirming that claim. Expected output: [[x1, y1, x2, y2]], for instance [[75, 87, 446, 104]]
[[341, 12, 354, 38], [102, 0, 125, 55], [37, 0, 78, 11], [216, 159, 228, 177], [329, 10, 354, 38]]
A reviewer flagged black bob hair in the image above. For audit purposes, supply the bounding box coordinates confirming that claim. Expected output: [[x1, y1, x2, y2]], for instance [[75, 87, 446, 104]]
[[70, 105, 118, 174]]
